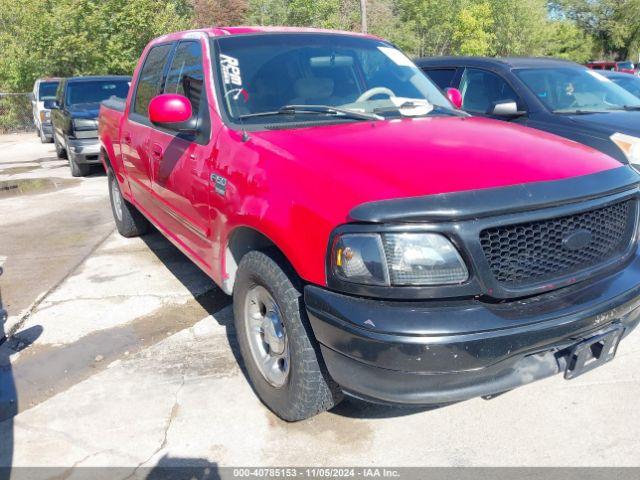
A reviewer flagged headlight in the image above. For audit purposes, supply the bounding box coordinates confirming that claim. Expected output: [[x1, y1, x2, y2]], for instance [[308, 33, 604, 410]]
[[73, 118, 97, 130], [331, 232, 468, 286], [39, 110, 50, 122], [611, 132, 640, 170]]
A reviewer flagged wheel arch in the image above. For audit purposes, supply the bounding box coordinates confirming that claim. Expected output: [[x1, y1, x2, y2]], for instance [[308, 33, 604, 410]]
[[223, 226, 299, 295], [101, 145, 114, 172]]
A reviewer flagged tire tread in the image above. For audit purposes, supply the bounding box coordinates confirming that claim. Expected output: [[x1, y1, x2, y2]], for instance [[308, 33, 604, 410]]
[[234, 250, 342, 421]]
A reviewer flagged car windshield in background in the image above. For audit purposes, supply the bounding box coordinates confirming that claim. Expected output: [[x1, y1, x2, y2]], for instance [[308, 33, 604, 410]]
[[66, 80, 130, 106], [618, 61, 635, 70], [39, 82, 59, 101], [515, 67, 640, 113], [212, 33, 454, 125], [609, 75, 640, 98]]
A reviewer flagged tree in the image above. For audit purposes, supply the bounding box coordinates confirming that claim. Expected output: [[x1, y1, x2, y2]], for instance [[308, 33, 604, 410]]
[[394, 0, 462, 56], [452, 1, 494, 56], [552, 0, 640, 60], [543, 20, 595, 62], [191, 0, 248, 27], [0, 0, 192, 92], [248, 0, 359, 30], [488, 0, 550, 56]]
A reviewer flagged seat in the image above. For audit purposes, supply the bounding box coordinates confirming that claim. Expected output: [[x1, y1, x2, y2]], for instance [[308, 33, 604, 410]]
[[289, 77, 336, 105]]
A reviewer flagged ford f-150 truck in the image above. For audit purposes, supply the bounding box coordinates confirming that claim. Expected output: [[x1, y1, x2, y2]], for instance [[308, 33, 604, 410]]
[[99, 27, 640, 421]]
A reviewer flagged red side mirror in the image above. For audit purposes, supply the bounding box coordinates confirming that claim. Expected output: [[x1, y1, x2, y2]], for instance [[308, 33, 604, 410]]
[[148, 94, 192, 125], [446, 88, 463, 109]]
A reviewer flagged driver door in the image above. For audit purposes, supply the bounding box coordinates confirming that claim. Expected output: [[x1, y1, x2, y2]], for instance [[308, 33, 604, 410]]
[[149, 39, 214, 268]]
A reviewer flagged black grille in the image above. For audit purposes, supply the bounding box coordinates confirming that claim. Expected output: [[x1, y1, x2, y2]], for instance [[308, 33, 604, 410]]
[[480, 200, 636, 287]]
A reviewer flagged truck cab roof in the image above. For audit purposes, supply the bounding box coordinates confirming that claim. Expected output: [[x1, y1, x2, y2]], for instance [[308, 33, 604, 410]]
[[151, 26, 378, 45]]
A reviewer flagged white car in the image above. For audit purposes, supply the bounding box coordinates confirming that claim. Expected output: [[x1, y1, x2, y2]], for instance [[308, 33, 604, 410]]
[[31, 78, 60, 143]]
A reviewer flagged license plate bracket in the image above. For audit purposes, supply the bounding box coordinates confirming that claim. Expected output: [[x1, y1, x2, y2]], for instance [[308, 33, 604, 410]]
[[564, 325, 624, 380]]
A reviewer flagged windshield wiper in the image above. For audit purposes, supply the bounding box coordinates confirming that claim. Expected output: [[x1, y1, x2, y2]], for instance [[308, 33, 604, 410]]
[[553, 109, 606, 115], [589, 105, 640, 112], [239, 104, 382, 121]]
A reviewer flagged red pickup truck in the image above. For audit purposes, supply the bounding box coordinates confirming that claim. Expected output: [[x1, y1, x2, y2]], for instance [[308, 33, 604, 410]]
[[99, 27, 640, 421]]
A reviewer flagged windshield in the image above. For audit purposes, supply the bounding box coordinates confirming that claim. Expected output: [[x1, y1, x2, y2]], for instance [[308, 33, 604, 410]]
[[516, 67, 640, 113], [66, 80, 130, 107], [610, 75, 640, 98], [618, 61, 635, 70], [212, 33, 453, 125], [38, 82, 58, 101]]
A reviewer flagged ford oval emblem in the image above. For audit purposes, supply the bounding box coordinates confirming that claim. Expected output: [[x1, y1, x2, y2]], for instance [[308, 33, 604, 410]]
[[562, 229, 592, 251]]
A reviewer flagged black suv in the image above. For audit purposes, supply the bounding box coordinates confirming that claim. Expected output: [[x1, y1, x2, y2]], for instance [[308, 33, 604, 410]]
[[51, 76, 130, 176], [417, 57, 640, 168]]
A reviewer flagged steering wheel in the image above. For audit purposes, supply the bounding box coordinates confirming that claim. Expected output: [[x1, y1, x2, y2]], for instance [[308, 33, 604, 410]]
[[356, 87, 396, 103]]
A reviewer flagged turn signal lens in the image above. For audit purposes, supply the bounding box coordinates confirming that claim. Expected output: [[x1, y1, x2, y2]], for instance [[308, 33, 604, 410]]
[[332, 234, 390, 286], [611, 132, 640, 171]]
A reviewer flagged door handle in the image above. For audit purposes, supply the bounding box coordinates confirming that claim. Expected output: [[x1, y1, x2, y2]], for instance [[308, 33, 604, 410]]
[[151, 144, 163, 159]]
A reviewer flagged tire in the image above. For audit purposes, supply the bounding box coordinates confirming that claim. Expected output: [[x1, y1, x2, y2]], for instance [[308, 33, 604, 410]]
[[108, 169, 149, 238], [39, 127, 48, 144], [69, 155, 90, 177], [54, 135, 67, 159], [233, 250, 342, 421]]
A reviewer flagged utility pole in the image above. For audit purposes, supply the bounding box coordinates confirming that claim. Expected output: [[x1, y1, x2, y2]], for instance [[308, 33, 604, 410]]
[[360, 0, 367, 34]]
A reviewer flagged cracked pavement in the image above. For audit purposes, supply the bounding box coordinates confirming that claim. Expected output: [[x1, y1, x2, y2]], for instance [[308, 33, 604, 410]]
[[1, 133, 640, 474]]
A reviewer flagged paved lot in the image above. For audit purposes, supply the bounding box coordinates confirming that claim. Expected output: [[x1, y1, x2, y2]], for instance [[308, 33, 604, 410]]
[[0, 133, 640, 473]]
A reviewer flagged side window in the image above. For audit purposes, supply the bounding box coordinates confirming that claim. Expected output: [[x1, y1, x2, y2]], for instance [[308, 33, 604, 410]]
[[133, 44, 173, 117], [459, 68, 518, 113], [164, 41, 204, 116], [424, 68, 456, 90]]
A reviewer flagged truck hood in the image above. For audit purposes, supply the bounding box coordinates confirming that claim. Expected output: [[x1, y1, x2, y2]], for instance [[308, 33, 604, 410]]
[[251, 116, 621, 205], [566, 110, 640, 137], [67, 103, 100, 119]]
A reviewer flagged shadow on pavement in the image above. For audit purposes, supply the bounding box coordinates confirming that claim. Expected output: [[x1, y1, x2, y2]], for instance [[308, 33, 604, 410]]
[[145, 455, 220, 479], [86, 165, 106, 178], [140, 230, 440, 421], [330, 396, 445, 420], [0, 265, 43, 479]]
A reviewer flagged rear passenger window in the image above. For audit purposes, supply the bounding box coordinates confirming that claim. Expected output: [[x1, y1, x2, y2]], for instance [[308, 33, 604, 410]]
[[164, 41, 205, 116], [424, 69, 456, 90], [459, 68, 519, 113], [133, 44, 173, 117]]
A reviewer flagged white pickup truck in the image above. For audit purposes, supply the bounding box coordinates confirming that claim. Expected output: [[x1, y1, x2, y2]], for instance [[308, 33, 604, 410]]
[[31, 78, 60, 143]]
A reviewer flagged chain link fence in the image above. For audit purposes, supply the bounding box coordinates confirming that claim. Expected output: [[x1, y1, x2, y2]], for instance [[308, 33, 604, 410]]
[[0, 93, 35, 134]]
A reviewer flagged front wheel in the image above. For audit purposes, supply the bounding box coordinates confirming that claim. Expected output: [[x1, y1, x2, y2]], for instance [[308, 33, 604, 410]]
[[54, 135, 67, 159], [108, 170, 149, 237], [233, 250, 342, 421], [69, 156, 90, 177]]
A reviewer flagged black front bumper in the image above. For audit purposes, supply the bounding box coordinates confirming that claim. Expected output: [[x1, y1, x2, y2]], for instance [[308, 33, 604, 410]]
[[66, 137, 101, 165], [306, 250, 640, 405]]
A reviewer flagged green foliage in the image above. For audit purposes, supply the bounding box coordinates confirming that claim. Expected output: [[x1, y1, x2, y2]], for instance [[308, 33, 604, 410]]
[[552, 0, 640, 59], [453, 1, 494, 56], [543, 21, 595, 62], [0, 0, 192, 92], [1, 0, 639, 93], [247, 0, 359, 29]]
